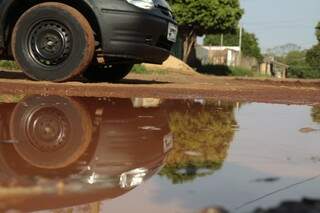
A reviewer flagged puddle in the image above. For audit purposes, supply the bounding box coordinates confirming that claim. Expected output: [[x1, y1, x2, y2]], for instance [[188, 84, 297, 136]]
[[0, 95, 319, 212]]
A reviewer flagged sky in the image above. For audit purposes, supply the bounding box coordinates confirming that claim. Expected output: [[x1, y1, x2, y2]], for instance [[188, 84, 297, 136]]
[[240, 0, 320, 51]]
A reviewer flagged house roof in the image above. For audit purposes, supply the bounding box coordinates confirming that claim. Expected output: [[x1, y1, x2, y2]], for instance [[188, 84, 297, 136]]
[[200, 45, 241, 52]]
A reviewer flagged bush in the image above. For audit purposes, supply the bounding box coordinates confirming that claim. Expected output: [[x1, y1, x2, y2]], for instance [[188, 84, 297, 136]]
[[198, 64, 255, 77], [197, 64, 232, 75], [230, 67, 254, 77], [131, 64, 168, 75], [131, 64, 148, 74], [287, 65, 320, 79]]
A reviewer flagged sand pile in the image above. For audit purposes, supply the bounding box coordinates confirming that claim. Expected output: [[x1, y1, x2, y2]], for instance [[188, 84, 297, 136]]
[[143, 55, 199, 76]]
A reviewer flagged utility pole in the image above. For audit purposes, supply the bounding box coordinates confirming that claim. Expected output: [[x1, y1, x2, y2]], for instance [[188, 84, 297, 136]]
[[238, 24, 243, 66], [220, 34, 224, 46], [239, 24, 243, 52]]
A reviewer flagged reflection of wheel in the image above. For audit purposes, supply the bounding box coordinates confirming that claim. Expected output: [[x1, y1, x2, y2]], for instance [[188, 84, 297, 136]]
[[9, 96, 93, 169], [83, 63, 133, 82], [12, 2, 95, 82]]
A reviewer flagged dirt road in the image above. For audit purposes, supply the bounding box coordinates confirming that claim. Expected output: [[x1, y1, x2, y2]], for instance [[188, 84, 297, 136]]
[[0, 70, 319, 105]]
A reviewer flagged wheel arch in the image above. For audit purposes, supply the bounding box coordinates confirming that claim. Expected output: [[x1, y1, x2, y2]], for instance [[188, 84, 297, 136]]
[[0, 0, 102, 57]]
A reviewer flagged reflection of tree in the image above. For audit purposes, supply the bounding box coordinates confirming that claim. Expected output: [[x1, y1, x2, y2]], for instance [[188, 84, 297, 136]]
[[160, 101, 238, 184], [311, 106, 320, 123]]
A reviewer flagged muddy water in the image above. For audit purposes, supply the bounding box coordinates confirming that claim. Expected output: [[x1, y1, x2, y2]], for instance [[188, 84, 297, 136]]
[[0, 95, 319, 212]]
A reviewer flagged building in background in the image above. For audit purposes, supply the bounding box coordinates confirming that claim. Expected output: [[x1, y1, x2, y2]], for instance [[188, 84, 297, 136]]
[[196, 45, 240, 66], [195, 45, 288, 79], [260, 56, 288, 78], [195, 45, 260, 71]]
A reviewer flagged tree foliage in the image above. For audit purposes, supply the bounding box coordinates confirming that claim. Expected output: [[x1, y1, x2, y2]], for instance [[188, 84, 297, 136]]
[[168, 0, 243, 63], [305, 22, 320, 70], [283, 22, 320, 79], [282, 50, 306, 66], [287, 65, 320, 79], [203, 29, 263, 61], [169, 0, 243, 35], [306, 44, 320, 69], [316, 22, 320, 42], [282, 50, 320, 79], [159, 101, 237, 184]]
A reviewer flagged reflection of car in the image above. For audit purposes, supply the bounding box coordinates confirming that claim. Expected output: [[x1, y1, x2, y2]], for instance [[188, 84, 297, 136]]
[[0, 0, 177, 82], [0, 95, 172, 212]]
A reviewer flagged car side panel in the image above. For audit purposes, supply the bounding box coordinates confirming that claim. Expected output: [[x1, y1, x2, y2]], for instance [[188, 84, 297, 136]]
[[0, 0, 15, 49]]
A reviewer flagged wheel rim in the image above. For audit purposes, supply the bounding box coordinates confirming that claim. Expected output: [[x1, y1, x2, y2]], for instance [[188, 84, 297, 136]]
[[28, 20, 72, 67], [25, 107, 70, 152]]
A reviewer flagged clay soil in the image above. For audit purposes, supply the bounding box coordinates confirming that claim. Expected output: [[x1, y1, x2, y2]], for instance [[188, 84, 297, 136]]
[[0, 70, 319, 105]]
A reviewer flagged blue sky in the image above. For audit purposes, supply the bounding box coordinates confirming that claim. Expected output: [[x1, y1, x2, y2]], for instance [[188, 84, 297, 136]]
[[240, 0, 320, 51]]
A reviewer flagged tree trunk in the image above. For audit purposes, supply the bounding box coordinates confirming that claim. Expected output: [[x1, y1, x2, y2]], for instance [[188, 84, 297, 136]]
[[182, 29, 197, 64]]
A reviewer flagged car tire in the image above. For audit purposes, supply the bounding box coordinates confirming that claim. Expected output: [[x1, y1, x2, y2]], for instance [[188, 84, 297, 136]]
[[12, 2, 95, 82], [83, 63, 134, 83], [9, 95, 93, 169]]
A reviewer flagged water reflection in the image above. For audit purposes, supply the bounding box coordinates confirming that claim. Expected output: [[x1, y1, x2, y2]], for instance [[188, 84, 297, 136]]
[[0, 95, 173, 211], [311, 106, 320, 123], [160, 101, 238, 184], [0, 96, 318, 212]]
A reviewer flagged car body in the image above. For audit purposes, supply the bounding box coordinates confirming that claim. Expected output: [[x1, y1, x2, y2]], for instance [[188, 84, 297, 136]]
[[0, 0, 177, 82], [0, 95, 172, 211]]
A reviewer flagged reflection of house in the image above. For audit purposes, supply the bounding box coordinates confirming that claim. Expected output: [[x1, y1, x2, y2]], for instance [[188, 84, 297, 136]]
[[196, 45, 240, 66], [260, 56, 288, 79]]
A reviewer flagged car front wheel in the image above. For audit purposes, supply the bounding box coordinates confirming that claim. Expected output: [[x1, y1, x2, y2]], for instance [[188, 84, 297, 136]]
[[12, 2, 95, 82]]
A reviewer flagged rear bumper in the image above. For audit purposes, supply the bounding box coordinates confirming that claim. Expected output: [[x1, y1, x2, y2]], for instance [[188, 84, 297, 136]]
[[100, 9, 176, 64]]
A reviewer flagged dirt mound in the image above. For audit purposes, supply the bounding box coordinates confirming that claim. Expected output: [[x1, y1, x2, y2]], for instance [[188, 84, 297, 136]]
[[143, 55, 199, 76]]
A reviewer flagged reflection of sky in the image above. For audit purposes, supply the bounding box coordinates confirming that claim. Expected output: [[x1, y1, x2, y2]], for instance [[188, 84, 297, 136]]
[[104, 179, 190, 213], [230, 104, 320, 177], [104, 103, 320, 213], [104, 166, 320, 212]]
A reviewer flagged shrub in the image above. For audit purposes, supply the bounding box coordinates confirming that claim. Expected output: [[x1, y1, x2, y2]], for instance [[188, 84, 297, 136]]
[[131, 64, 168, 75], [131, 64, 148, 74], [230, 67, 254, 77], [198, 64, 255, 77], [287, 65, 320, 79], [197, 64, 231, 76]]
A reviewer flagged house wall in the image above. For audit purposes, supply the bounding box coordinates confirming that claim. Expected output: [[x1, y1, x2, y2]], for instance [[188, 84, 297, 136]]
[[195, 45, 239, 66], [240, 56, 259, 71]]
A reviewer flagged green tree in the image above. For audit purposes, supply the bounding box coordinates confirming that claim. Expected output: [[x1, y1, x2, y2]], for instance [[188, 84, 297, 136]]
[[283, 50, 306, 66], [306, 44, 320, 69], [168, 0, 243, 63], [284, 50, 320, 79], [316, 22, 320, 42], [159, 101, 237, 184], [306, 22, 320, 70], [286, 22, 320, 79], [204, 29, 263, 61]]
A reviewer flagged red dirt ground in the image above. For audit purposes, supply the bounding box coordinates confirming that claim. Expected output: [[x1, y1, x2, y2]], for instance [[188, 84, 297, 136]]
[[0, 70, 319, 105]]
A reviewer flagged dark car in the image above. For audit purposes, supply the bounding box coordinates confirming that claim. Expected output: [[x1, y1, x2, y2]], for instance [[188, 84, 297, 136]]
[[0, 0, 177, 82], [0, 95, 172, 211]]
